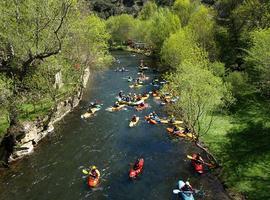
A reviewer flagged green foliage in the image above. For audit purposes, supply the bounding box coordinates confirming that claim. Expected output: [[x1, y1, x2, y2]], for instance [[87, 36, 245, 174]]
[[187, 5, 217, 59], [209, 62, 226, 77], [225, 71, 249, 97], [172, 0, 195, 26], [147, 8, 181, 52], [106, 14, 136, 43], [161, 29, 208, 69], [163, 61, 232, 135], [138, 1, 158, 20], [245, 28, 270, 95]]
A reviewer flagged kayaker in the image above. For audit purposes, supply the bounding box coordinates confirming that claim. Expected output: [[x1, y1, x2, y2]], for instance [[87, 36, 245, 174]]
[[119, 90, 124, 98], [139, 102, 145, 107], [181, 181, 193, 192], [173, 126, 180, 133], [140, 59, 144, 68], [133, 158, 141, 170], [89, 166, 100, 179], [114, 101, 120, 108], [131, 115, 137, 122], [194, 153, 204, 164], [169, 115, 176, 123]]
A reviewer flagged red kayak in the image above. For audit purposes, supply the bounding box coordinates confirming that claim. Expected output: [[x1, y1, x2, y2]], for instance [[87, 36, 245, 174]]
[[191, 153, 203, 174], [129, 158, 144, 179]]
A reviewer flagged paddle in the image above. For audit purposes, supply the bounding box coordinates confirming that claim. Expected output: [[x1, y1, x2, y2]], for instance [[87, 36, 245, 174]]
[[173, 189, 200, 194], [82, 169, 89, 175], [187, 155, 215, 168]]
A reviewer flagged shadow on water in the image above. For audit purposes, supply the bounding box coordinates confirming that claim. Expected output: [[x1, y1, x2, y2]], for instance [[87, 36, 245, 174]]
[[0, 51, 230, 200]]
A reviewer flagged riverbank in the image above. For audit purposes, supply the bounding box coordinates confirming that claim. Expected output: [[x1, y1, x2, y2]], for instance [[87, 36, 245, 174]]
[[0, 68, 91, 166]]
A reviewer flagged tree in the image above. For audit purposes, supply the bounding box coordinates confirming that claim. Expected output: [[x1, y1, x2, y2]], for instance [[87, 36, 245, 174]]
[[187, 5, 218, 60], [147, 8, 181, 53], [173, 0, 195, 26], [138, 1, 158, 20], [161, 29, 208, 70], [163, 61, 233, 163], [245, 28, 270, 95], [106, 14, 136, 43]]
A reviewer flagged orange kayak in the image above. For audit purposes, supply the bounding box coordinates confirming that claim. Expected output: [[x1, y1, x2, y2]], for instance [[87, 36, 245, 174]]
[[88, 175, 100, 188], [145, 116, 158, 124]]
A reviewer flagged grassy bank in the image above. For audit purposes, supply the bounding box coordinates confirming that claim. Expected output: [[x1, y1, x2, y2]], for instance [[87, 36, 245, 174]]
[[202, 94, 270, 199]]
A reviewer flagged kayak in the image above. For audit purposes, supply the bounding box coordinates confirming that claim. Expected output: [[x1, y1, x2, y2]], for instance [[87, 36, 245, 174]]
[[129, 84, 143, 88], [129, 158, 144, 179], [166, 128, 196, 139], [145, 116, 158, 125], [178, 180, 195, 200], [191, 153, 203, 174], [129, 117, 139, 127], [139, 76, 149, 81], [139, 66, 148, 70], [136, 103, 149, 111], [88, 175, 100, 188], [106, 104, 125, 112], [141, 94, 150, 101], [81, 107, 101, 119], [160, 119, 183, 125]]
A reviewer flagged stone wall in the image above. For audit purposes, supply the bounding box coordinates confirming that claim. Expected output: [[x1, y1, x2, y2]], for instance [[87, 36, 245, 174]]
[[0, 67, 90, 165]]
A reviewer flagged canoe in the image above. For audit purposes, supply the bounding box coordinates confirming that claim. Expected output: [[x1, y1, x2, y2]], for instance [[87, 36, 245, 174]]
[[136, 103, 149, 111], [106, 105, 125, 112], [160, 119, 183, 125], [167, 128, 196, 139], [129, 117, 139, 127], [129, 158, 144, 179], [129, 84, 143, 88], [81, 107, 101, 119], [191, 153, 204, 174], [178, 180, 195, 200], [88, 175, 100, 188]]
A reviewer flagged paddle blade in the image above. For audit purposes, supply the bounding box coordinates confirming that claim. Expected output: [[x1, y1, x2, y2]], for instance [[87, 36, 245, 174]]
[[187, 155, 193, 160], [173, 189, 181, 194], [82, 169, 89, 175]]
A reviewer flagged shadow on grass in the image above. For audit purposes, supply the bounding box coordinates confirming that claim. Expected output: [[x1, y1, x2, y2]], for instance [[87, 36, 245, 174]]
[[221, 94, 270, 199]]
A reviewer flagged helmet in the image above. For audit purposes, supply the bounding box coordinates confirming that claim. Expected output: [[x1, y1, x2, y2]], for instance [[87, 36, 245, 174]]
[[186, 181, 190, 186], [92, 166, 97, 170]]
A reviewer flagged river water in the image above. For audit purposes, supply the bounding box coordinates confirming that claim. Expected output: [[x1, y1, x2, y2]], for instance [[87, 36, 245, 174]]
[[0, 51, 229, 200]]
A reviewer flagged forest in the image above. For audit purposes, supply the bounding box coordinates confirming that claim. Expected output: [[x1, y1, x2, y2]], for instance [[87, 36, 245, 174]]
[[0, 0, 269, 199]]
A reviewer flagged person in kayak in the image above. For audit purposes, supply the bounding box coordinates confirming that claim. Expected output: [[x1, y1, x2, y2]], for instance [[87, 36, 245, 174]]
[[89, 166, 100, 179], [180, 181, 193, 192], [131, 115, 137, 122], [133, 158, 141, 170], [194, 153, 204, 164], [169, 115, 176, 123], [114, 101, 120, 108], [119, 90, 124, 98], [173, 126, 180, 133]]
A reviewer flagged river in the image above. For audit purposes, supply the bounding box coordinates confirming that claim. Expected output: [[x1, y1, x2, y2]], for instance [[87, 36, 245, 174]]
[[0, 51, 229, 200]]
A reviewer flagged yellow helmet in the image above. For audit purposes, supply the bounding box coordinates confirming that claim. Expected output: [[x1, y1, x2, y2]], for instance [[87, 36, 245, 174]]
[[91, 165, 97, 170]]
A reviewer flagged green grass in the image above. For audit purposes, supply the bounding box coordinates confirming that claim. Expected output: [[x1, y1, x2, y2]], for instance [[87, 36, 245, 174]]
[[0, 111, 9, 138], [202, 94, 270, 199]]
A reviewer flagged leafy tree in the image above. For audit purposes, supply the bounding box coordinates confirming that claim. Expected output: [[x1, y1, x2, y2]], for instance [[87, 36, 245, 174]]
[[147, 8, 181, 53], [245, 28, 270, 95], [163, 61, 233, 163], [106, 14, 136, 43], [187, 5, 217, 59], [161, 29, 208, 70], [173, 0, 195, 26], [138, 1, 158, 20]]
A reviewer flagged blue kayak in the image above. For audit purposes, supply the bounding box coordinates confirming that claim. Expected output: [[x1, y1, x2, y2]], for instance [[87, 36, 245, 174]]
[[178, 180, 195, 200]]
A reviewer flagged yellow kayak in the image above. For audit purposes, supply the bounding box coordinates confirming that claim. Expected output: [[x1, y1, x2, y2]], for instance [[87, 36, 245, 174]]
[[81, 108, 100, 119], [129, 84, 143, 88], [167, 128, 196, 139], [160, 119, 183, 125], [106, 105, 126, 112], [141, 94, 150, 101], [129, 117, 139, 127]]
